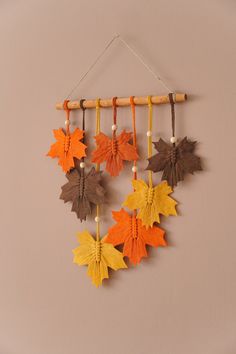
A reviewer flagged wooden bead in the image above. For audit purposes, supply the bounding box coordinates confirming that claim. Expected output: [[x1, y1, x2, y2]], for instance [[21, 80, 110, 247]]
[[80, 162, 85, 168]]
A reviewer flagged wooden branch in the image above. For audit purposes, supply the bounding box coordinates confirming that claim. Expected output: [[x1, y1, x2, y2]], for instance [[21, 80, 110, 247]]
[[56, 93, 187, 110]]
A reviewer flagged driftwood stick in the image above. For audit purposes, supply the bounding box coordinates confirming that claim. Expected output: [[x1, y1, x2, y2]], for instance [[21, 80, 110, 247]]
[[56, 93, 187, 110]]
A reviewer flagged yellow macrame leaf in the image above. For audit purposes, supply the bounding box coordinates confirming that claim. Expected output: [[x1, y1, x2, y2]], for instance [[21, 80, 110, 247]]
[[123, 179, 177, 228], [73, 230, 127, 287]]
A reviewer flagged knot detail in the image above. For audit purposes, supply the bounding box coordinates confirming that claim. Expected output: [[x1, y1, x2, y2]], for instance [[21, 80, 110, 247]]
[[94, 241, 101, 262], [146, 187, 154, 204], [169, 147, 177, 164], [130, 216, 138, 239], [64, 135, 71, 153], [78, 176, 85, 198], [111, 138, 118, 156]]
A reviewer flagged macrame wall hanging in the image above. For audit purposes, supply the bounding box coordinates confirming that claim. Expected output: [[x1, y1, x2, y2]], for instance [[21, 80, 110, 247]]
[[47, 34, 202, 287]]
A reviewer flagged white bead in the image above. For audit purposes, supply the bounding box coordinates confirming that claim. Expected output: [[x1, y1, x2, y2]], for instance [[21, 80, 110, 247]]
[[111, 124, 117, 131], [95, 216, 100, 223], [170, 136, 177, 143], [79, 162, 85, 168], [146, 130, 152, 137], [132, 166, 137, 173], [65, 120, 70, 126]]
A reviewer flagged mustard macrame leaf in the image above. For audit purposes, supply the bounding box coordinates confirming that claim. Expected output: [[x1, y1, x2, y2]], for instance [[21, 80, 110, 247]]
[[123, 179, 177, 228], [73, 230, 127, 287]]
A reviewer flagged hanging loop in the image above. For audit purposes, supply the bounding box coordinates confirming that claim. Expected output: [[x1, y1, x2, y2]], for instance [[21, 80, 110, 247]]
[[168, 93, 176, 143], [112, 96, 117, 108], [147, 95, 152, 107], [95, 98, 100, 109], [80, 99, 86, 111], [147, 95, 153, 188], [79, 99, 86, 163], [63, 99, 70, 135], [112, 96, 118, 128], [63, 99, 70, 111], [130, 96, 135, 107], [95, 98, 101, 136]]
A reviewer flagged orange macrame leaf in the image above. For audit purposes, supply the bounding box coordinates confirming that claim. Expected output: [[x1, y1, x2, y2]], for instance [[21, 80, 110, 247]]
[[47, 128, 87, 172], [106, 209, 166, 265], [91, 130, 138, 177]]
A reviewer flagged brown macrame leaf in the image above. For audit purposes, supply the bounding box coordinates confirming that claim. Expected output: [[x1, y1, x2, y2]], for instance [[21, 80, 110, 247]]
[[146, 137, 202, 188], [60, 167, 105, 221]]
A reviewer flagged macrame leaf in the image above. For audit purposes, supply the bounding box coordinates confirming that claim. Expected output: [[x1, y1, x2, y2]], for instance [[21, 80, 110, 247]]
[[123, 180, 177, 228], [73, 231, 127, 287], [47, 128, 87, 172], [91, 130, 139, 177], [147, 137, 202, 187], [60, 167, 105, 222], [106, 209, 166, 265]]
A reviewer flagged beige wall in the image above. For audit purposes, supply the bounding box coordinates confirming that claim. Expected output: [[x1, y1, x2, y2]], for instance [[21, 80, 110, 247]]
[[1, 1, 236, 353]]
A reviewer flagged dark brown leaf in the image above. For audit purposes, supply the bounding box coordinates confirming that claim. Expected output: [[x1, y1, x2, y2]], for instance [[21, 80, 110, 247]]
[[60, 167, 105, 221], [146, 137, 202, 188]]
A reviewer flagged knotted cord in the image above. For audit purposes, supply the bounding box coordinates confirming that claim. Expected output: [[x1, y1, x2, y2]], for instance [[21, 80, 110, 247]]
[[79, 99, 86, 179], [147, 96, 153, 188], [130, 96, 138, 217], [95, 98, 101, 241], [168, 93, 176, 146], [63, 100, 71, 135]]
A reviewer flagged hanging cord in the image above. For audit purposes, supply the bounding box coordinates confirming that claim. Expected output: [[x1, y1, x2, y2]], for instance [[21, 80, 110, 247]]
[[168, 93, 176, 146], [79, 99, 86, 141], [147, 96, 153, 188], [65, 34, 173, 99], [130, 96, 138, 217], [79, 99, 86, 177], [95, 98, 101, 241], [112, 96, 118, 139], [63, 100, 71, 135], [130, 96, 137, 180]]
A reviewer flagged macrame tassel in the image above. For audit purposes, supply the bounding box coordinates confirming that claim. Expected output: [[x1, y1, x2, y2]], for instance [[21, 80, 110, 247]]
[[146, 93, 202, 188], [47, 100, 87, 172]]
